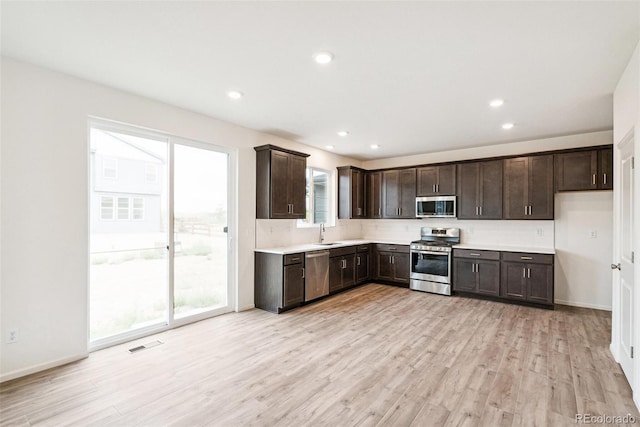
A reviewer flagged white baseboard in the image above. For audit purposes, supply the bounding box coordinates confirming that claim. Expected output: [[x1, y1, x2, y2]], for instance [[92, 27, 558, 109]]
[[610, 342, 620, 363], [0, 352, 88, 383], [237, 304, 255, 312], [554, 299, 612, 311]]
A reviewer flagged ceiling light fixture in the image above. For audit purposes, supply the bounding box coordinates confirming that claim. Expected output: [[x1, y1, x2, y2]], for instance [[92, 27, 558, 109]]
[[370, 144, 380, 150], [501, 123, 514, 130], [326, 145, 335, 150], [313, 51, 334, 65], [489, 99, 504, 108], [226, 90, 243, 100], [337, 131, 349, 137]]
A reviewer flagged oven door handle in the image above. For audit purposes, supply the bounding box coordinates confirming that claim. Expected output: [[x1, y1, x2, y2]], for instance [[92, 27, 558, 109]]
[[414, 250, 450, 256]]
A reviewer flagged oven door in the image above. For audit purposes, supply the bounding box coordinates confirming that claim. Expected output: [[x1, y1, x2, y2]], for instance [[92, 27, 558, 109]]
[[410, 250, 451, 284]]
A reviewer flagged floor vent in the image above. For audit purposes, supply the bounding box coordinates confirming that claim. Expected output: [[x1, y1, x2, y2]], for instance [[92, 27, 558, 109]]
[[128, 340, 163, 353]]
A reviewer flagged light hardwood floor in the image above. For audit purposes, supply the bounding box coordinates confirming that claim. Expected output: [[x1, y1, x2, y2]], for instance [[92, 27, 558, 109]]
[[1, 284, 638, 426]]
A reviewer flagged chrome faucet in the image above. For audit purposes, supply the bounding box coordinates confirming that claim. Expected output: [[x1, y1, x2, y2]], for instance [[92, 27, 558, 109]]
[[319, 223, 325, 243]]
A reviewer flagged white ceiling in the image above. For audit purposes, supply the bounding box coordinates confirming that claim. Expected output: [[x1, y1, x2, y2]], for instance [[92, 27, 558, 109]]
[[2, 1, 639, 160]]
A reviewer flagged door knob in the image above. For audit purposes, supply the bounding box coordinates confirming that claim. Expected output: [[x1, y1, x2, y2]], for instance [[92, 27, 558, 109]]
[[611, 263, 621, 270]]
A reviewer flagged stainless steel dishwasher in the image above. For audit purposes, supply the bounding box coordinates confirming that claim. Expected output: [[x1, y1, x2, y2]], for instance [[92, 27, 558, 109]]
[[304, 250, 330, 301]]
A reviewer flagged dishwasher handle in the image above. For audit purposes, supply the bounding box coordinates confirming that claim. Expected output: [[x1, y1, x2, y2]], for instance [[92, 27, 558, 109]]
[[306, 250, 330, 259]]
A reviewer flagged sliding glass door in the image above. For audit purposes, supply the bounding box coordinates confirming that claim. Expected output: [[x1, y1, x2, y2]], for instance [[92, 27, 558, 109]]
[[89, 123, 232, 348]]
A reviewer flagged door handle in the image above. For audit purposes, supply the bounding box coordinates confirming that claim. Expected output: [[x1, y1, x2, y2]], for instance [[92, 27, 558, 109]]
[[611, 263, 621, 270]]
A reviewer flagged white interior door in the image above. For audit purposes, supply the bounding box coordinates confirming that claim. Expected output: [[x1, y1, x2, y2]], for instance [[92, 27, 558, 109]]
[[616, 133, 635, 380]]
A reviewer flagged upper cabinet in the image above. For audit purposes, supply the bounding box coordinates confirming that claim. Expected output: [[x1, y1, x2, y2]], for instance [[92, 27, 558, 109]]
[[382, 168, 416, 218], [255, 145, 309, 219], [416, 165, 456, 196], [457, 160, 503, 219], [503, 155, 554, 220], [338, 166, 367, 219], [367, 171, 383, 219], [555, 147, 613, 192]]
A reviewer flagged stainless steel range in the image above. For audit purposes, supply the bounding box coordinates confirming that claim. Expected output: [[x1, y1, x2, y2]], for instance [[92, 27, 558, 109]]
[[410, 227, 460, 296]]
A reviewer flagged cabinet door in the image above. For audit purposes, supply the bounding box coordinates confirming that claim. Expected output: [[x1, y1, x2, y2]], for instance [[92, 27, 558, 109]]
[[500, 262, 527, 300], [289, 154, 307, 218], [555, 151, 598, 191], [437, 164, 457, 195], [526, 263, 553, 305], [417, 166, 438, 196], [476, 260, 500, 296], [479, 160, 503, 219], [329, 257, 343, 292], [457, 162, 480, 219], [599, 148, 613, 190], [392, 253, 410, 284], [270, 151, 292, 218], [367, 172, 382, 219], [283, 264, 304, 307], [503, 157, 528, 220], [528, 155, 554, 219], [382, 170, 401, 218], [353, 170, 366, 217], [356, 253, 370, 283], [399, 169, 417, 218], [376, 252, 394, 280], [453, 258, 476, 292]]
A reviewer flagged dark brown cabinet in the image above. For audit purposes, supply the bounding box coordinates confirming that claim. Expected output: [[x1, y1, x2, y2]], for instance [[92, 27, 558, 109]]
[[329, 247, 356, 293], [416, 165, 456, 196], [452, 250, 500, 296], [503, 155, 554, 220], [555, 147, 613, 192], [255, 252, 305, 313], [500, 252, 554, 306], [373, 244, 410, 285], [457, 160, 503, 219], [255, 145, 309, 219], [367, 172, 382, 219], [356, 245, 370, 283], [382, 168, 416, 218], [338, 166, 366, 219]]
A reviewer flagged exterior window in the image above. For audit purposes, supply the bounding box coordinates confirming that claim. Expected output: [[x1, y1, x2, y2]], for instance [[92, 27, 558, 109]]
[[100, 196, 114, 220], [132, 198, 144, 220], [117, 197, 130, 220], [298, 167, 331, 226], [145, 164, 158, 183], [102, 158, 118, 179]]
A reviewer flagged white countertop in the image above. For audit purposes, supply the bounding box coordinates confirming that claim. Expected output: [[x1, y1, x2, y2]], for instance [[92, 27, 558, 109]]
[[453, 243, 556, 255], [255, 239, 409, 255]]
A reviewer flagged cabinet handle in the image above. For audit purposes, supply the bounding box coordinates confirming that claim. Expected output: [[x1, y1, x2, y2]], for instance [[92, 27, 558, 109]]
[[433, 184, 436, 192], [392, 255, 395, 264], [476, 206, 479, 215], [523, 267, 526, 278], [469, 253, 481, 257], [520, 256, 533, 260], [592, 174, 596, 185], [290, 257, 300, 262], [524, 206, 528, 216], [527, 268, 531, 278], [301, 267, 305, 279], [388, 247, 397, 251], [357, 256, 361, 266], [357, 207, 362, 215], [389, 255, 393, 264], [603, 174, 607, 185], [378, 208, 381, 217], [471, 263, 475, 273], [528, 206, 532, 216], [437, 184, 439, 192], [476, 263, 479, 273], [479, 206, 483, 216]]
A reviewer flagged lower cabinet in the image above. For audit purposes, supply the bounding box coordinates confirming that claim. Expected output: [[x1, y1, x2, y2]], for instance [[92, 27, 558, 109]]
[[373, 244, 410, 285], [255, 252, 305, 313], [329, 247, 356, 293], [452, 249, 554, 307], [356, 245, 370, 283]]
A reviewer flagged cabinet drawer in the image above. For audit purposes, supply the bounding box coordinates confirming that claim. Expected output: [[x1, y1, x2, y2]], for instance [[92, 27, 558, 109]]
[[453, 249, 500, 260], [356, 244, 370, 253], [330, 246, 356, 258], [284, 253, 304, 265], [374, 244, 409, 253], [501, 252, 554, 264]]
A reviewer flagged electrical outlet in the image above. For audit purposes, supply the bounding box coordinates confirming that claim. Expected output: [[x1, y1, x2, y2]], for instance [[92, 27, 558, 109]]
[[6, 330, 18, 344], [536, 228, 544, 237], [590, 230, 598, 239]]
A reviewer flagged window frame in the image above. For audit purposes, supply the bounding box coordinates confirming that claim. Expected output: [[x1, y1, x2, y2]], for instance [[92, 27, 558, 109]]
[[99, 196, 115, 221], [102, 157, 118, 180], [297, 166, 334, 228]]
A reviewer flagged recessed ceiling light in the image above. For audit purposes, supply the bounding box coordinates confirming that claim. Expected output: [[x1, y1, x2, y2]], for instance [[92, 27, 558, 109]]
[[313, 51, 334, 65], [337, 131, 349, 137], [326, 145, 335, 150], [370, 144, 380, 150], [489, 99, 504, 108], [501, 123, 514, 130], [227, 90, 243, 100]]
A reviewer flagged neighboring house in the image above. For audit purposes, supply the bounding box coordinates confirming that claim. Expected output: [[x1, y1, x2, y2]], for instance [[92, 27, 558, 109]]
[[90, 129, 165, 234]]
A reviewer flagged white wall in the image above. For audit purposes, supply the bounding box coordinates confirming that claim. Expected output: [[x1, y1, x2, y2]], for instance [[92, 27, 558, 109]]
[[612, 41, 640, 408], [0, 58, 360, 381]]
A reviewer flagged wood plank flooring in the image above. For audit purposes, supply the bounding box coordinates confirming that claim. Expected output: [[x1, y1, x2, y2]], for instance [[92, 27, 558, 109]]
[[1, 284, 638, 426]]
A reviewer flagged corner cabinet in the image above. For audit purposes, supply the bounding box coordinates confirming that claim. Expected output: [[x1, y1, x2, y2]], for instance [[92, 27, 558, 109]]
[[555, 147, 613, 192], [255, 145, 309, 219], [338, 166, 367, 219], [382, 168, 416, 218], [457, 160, 503, 219], [503, 155, 554, 220]]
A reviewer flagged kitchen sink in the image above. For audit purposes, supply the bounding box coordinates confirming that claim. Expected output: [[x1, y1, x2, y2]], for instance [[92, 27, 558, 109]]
[[314, 242, 341, 246]]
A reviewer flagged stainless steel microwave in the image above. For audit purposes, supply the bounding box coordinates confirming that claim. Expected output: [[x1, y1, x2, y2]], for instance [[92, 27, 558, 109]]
[[416, 196, 457, 218]]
